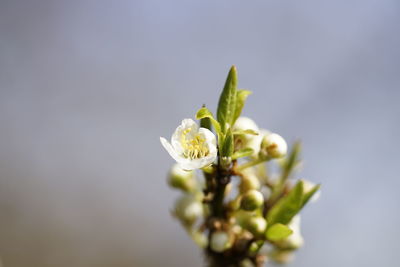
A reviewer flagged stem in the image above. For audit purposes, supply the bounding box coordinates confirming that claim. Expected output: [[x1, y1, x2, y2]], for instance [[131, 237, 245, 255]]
[[211, 159, 230, 218], [235, 157, 268, 172]]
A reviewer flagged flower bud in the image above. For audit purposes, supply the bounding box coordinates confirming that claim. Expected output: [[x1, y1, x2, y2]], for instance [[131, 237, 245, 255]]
[[233, 117, 263, 155], [174, 195, 203, 226], [168, 164, 196, 192], [191, 231, 208, 248], [260, 133, 287, 158], [244, 216, 267, 236], [210, 231, 232, 253], [239, 169, 260, 194], [278, 215, 304, 249], [239, 259, 255, 267], [240, 190, 264, 211], [270, 250, 295, 264]]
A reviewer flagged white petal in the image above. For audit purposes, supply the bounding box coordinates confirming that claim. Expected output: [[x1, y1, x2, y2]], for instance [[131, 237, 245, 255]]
[[160, 137, 182, 162], [198, 127, 217, 153], [181, 118, 198, 131], [171, 118, 198, 153]]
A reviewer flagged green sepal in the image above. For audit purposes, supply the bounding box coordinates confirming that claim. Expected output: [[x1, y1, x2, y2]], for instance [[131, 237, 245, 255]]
[[217, 66, 238, 133], [267, 180, 304, 225], [232, 148, 254, 160], [266, 223, 293, 241], [233, 89, 252, 124]]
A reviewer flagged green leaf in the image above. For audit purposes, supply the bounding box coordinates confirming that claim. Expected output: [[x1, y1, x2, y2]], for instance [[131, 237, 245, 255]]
[[266, 223, 293, 241], [281, 142, 301, 182], [233, 89, 252, 124], [196, 107, 221, 135], [232, 148, 254, 160], [301, 183, 321, 209], [217, 66, 238, 133], [220, 128, 234, 157], [233, 129, 259, 136], [267, 180, 304, 225]]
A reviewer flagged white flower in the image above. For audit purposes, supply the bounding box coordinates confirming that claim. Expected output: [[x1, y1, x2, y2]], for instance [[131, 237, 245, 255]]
[[160, 119, 217, 170], [233, 117, 263, 155]]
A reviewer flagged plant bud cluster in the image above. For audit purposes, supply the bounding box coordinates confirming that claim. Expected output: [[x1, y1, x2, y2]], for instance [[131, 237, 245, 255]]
[[161, 67, 320, 266]]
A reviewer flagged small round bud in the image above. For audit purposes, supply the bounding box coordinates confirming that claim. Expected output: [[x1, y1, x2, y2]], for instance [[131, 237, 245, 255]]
[[210, 231, 232, 253], [278, 215, 304, 249], [191, 231, 208, 248], [174, 195, 203, 225], [233, 117, 262, 155], [270, 250, 295, 264], [260, 133, 287, 158], [239, 259, 255, 267], [239, 169, 260, 194], [244, 216, 267, 236], [240, 190, 264, 211], [168, 164, 195, 192]]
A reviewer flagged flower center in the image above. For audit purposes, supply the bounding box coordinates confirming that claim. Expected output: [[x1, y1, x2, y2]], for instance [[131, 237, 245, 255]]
[[180, 128, 209, 159]]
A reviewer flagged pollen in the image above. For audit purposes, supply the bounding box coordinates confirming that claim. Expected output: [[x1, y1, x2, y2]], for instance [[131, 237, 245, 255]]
[[180, 128, 209, 159]]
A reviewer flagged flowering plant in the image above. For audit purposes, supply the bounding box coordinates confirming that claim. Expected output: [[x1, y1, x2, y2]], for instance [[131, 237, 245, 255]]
[[160, 66, 320, 267]]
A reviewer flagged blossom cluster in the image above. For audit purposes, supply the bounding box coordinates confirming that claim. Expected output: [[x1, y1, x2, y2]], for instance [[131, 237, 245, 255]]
[[160, 66, 320, 267]]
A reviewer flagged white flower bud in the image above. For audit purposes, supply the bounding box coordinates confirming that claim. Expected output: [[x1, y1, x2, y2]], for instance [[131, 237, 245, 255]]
[[174, 195, 203, 225], [239, 259, 255, 267], [270, 250, 295, 264], [239, 169, 260, 193], [260, 133, 287, 158], [279, 215, 304, 249], [233, 117, 263, 156], [302, 179, 321, 203], [244, 216, 267, 236], [240, 189, 264, 211], [210, 231, 232, 253], [168, 164, 196, 192]]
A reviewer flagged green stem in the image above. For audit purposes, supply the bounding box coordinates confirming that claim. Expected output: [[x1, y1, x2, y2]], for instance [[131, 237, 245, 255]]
[[211, 161, 230, 218], [236, 157, 269, 172]]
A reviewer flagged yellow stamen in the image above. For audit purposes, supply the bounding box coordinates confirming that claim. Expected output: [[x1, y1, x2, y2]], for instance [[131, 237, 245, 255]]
[[180, 129, 209, 159]]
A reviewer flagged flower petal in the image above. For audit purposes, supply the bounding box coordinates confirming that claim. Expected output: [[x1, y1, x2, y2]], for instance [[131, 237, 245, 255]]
[[160, 137, 182, 162], [171, 118, 198, 153]]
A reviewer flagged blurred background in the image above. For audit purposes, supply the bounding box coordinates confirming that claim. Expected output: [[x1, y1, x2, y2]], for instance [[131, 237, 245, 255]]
[[0, 0, 399, 266]]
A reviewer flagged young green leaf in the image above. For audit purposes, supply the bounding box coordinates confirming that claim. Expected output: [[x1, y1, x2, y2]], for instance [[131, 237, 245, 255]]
[[217, 66, 238, 133], [196, 107, 221, 135], [301, 183, 321, 209], [280, 142, 301, 182], [220, 128, 234, 158], [267, 180, 304, 225], [233, 89, 252, 124], [232, 148, 254, 160], [266, 223, 293, 241]]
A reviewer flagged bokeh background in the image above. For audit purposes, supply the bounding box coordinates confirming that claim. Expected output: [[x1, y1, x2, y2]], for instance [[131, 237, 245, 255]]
[[1, 0, 399, 266]]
